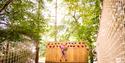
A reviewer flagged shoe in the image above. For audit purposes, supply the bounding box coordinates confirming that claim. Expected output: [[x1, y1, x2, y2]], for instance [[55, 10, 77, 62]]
[[60, 59, 62, 62]]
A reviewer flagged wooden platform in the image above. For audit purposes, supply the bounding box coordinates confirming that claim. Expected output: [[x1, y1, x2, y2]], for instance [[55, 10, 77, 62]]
[[45, 61, 88, 63], [45, 42, 88, 63]]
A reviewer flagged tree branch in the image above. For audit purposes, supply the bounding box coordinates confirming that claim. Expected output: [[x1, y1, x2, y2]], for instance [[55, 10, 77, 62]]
[[72, 11, 80, 23], [0, 0, 13, 13]]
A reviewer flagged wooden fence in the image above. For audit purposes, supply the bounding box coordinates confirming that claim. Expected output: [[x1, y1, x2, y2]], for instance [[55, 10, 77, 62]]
[[46, 42, 88, 63], [0, 42, 35, 63], [0, 50, 31, 63]]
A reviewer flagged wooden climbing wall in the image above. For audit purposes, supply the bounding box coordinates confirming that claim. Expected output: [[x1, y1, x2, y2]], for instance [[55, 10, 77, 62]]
[[45, 42, 88, 63]]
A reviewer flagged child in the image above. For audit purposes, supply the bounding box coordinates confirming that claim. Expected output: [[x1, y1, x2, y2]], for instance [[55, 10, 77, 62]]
[[59, 44, 68, 62]]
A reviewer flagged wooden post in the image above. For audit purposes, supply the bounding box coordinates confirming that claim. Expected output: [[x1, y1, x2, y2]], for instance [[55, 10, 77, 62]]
[[35, 40, 39, 63]]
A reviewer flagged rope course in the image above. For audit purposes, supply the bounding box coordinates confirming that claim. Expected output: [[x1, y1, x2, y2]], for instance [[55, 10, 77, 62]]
[[0, 42, 35, 63], [54, 0, 57, 42], [0, 50, 29, 63]]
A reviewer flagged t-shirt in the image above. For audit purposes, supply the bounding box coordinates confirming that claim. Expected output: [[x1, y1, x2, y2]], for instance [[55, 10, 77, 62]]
[[60, 45, 67, 51]]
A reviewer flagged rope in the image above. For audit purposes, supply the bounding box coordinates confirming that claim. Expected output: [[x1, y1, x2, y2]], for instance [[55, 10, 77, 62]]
[[55, 0, 58, 42]]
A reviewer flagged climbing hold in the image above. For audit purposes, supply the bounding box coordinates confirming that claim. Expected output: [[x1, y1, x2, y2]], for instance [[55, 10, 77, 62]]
[[70, 45, 72, 47], [82, 42, 84, 44], [53, 45, 55, 48], [68, 45, 69, 47], [58, 43, 60, 44], [55, 43, 57, 45], [79, 42, 81, 44], [51, 43, 53, 45], [87, 48, 89, 51], [49, 46, 52, 48], [81, 45, 84, 48], [77, 45, 80, 48]]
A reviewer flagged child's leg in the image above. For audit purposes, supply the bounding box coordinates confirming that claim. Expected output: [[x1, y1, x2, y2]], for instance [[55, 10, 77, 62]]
[[63, 51, 67, 61], [60, 51, 65, 62]]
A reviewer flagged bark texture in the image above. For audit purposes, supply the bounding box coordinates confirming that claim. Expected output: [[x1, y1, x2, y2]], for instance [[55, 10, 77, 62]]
[[96, 0, 125, 63]]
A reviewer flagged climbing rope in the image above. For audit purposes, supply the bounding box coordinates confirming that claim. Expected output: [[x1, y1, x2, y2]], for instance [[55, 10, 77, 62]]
[[0, 42, 34, 63], [54, 0, 58, 42]]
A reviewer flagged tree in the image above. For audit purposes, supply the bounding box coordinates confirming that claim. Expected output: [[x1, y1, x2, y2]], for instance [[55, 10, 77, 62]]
[[63, 0, 101, 63], [0, 0, 13, 13], [0, 0, 46, 63]]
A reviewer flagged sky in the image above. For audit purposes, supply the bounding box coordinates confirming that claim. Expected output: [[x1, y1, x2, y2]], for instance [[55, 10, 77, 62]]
[[42, 0, 68, 41], [43, 0, 68, 25]]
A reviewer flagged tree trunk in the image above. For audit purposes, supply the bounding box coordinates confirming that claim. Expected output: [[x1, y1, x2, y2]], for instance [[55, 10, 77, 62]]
[[35, 41, 39, 63], [89, 45, 94, 63], [96, 0, 125, 63]]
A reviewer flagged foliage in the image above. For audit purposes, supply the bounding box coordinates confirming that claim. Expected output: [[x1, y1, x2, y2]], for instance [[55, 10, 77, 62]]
[[43, 0, 101, 62], [63, 0, 100, 43], [0, 0, 46, 43], [63, 0, 101, 63], [0, 1, 101, 62]]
